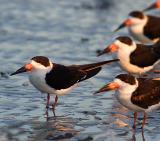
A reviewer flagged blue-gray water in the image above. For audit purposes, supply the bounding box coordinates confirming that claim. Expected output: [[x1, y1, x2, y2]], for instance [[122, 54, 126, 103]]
[[0, 0, 160, 141]]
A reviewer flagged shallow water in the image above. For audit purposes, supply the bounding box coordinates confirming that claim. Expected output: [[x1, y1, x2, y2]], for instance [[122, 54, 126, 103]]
[[0, 0, 160, 141]]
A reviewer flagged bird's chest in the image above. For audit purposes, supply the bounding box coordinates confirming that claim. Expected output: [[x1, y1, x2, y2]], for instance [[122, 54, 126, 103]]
[[129, 25, 152, 44], [29, 71, 50, 93], [116, 91, 131, 107], [118, 50, 131, 69], [116, 90, 144, 112]]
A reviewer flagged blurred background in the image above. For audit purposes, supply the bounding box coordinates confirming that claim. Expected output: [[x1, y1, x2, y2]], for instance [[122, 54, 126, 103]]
[[0, 0, 159, 141]]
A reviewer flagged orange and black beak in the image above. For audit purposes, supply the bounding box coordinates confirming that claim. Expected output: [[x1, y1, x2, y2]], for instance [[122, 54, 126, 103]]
[[114, 18, 133, 32], [143, 3, 157, 11], [10, 64, 33, 76], [97, 43, 119, 56], [94, 81, 119, 94], [97, 47, 111, 56]]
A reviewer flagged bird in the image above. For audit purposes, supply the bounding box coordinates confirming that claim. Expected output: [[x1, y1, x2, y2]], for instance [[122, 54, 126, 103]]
[[94, 73, 160, 130], [10, 56, 119, 117], [114, 11, 160, 44], [97, 36, 160, 75], [143, 0, 160, 11]]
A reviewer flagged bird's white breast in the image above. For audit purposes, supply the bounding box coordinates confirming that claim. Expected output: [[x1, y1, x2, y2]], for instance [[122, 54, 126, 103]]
[[116, 85, 145, 112]]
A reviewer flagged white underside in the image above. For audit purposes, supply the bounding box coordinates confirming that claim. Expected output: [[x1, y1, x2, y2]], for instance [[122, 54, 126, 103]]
[[29, 70, 78, 96], [145, 103, 160, 112]]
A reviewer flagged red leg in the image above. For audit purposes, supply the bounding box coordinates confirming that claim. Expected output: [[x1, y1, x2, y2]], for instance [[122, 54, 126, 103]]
[[46, 93, 50, 108], [52, 95, 58, 113], [142, 112, 147, 130], [45, 94, 50, 117], [141, 129, 145, 141], [132, 112, 138, 129]]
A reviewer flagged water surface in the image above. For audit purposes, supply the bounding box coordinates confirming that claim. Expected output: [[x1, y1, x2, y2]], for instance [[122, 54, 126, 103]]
[[0, 0, 159, 141]]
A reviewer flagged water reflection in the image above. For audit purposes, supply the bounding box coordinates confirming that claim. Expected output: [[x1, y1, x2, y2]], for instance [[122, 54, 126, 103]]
[[0, 0, 158, 140], [31, 116, 78, 140], [129, 129, 146, 141]]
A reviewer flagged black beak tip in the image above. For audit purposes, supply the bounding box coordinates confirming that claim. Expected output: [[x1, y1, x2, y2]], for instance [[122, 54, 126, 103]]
[[143, 3, 156, 11], [114, 28, 119, 32], [10, 72, 16, 76], [93, 91, 99, 95], [96, 51, 105, 57], [114, 23, 126, 32], [10, 73, 14, 76], [96, 49, 103, 56], [10, 66, 27, 76]]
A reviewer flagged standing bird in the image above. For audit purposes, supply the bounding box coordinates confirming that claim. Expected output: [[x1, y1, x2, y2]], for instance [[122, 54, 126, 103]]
[[115, 11, 160, 44], [143, 0, 160, 11], [97, 36, 160, 75], [11, 56, 118, 116], [94, 74, 160, 130]]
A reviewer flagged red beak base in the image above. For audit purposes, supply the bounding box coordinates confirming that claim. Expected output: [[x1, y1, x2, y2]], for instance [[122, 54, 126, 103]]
[[94, 82, 119, 94]]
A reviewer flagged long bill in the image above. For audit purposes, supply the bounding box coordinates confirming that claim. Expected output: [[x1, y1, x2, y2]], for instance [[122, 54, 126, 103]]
[[10, 64, 33, 76], [114, 18, 132, 32], [94, 81, 119, 94]]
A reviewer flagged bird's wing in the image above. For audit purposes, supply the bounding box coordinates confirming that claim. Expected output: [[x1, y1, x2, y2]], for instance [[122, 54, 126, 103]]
[[46, 59, 119, 90], [130, 44, 160, 67], [131, 78, 160, 109], [45, 64, 87, 90], [144, 16, 160, 40]]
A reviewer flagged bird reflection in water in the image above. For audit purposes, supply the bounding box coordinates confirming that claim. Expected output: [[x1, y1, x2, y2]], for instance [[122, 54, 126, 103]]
[[130, 129, 146, 141], [32, 116, 78, 140]]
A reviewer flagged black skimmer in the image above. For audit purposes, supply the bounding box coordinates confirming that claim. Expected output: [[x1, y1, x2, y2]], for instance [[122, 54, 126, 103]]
[[115, 11, 160, 44], [97, 36, 160, 75], [94, 74, 160, 130], [11, 56, 118, 116], [143, 0, 160, 11]]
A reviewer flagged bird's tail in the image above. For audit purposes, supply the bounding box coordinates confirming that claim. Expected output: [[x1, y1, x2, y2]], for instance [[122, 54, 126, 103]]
[[77, 59, 119, 71], [77, 59, 119, 81]]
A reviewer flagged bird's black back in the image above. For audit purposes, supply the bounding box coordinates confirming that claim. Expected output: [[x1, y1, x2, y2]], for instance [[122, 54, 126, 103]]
[[130, 43, 160, 67], [144, 15, 160, 40], [131, 78, 160, 109]]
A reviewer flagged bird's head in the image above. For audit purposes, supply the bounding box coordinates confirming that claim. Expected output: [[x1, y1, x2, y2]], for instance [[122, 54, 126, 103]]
[[143, 0, 160, 11], [10, 56, 53, 75], [97, 36, 135, 56], [94, 74, 138, 94], [114, 11, 147, 32]]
